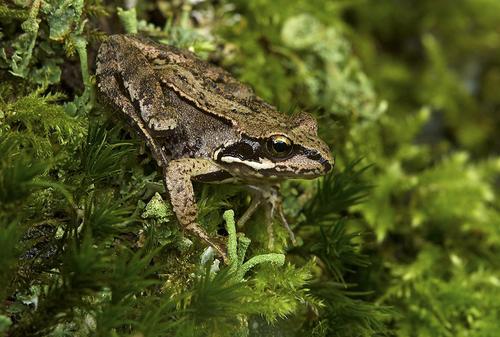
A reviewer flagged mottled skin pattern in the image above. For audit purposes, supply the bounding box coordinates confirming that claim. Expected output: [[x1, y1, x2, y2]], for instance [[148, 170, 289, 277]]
[[96, 35, 334, 262]]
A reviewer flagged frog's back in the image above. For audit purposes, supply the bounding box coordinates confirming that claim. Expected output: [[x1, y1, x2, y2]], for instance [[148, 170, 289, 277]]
[[124, 35, 294, 140]]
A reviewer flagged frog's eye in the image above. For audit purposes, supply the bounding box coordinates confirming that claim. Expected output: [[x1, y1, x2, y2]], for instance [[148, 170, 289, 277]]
[[266, 135, 293, 158]]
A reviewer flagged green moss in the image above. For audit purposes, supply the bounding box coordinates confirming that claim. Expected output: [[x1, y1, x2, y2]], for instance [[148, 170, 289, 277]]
[[1, 1, 499, 336], [142, 192, 171, 225]]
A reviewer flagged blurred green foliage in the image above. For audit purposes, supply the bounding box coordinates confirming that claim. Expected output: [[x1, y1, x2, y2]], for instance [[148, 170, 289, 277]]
[[1, 0, 499, 336]]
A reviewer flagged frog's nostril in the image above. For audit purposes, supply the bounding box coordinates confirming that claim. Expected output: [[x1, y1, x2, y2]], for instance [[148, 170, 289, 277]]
[[323, 161, 332, 172]]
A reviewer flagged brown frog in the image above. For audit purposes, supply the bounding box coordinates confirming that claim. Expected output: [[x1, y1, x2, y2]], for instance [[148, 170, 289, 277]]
[[96, 35, 333, 261]]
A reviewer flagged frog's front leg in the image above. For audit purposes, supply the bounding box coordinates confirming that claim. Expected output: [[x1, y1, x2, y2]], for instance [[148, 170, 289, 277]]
[[164, 158, 228, 262]]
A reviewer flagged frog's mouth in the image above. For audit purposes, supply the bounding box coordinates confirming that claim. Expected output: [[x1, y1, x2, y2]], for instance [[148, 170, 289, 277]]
[[262, 155, 333, 179], [217, 154, 332, 181]]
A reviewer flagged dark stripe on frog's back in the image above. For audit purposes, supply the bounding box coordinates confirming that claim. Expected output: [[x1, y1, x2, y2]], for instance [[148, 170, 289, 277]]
[[158, 64, 291, 139], [157, 86, 239, 160]]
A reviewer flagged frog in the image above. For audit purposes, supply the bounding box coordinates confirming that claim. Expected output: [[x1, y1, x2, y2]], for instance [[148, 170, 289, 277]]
[[95, 34, 334, 262]]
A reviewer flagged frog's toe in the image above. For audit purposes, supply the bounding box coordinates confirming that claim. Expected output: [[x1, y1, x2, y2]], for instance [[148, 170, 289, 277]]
[[209, 236, 229, 264], [185, 222, 229, 263]]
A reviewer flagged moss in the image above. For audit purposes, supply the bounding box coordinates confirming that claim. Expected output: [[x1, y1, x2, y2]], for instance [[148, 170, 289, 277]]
[[1, 1, 499, 336]]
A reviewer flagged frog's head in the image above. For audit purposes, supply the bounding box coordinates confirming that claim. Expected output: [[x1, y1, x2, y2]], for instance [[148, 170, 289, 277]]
[[214, 112, 334, 181]]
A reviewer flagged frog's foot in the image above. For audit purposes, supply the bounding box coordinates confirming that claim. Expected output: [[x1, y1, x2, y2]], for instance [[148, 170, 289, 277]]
[[238, 185, 296, 246], [270, 198, 296, 246], [186, 223, 228, 263], [237, 196, 262, 228]]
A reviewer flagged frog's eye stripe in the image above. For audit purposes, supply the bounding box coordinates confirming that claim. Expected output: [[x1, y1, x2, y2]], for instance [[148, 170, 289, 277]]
[[215, 139, 277, 170], [220, 156, 277, 170], [215, 139, 260, 162]]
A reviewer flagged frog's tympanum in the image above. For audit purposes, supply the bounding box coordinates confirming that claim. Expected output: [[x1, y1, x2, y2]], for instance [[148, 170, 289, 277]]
[[96, 35, 333, 261]]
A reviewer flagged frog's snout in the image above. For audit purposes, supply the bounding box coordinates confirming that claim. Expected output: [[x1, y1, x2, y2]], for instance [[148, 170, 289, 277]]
[[322, 158, 334, 173]]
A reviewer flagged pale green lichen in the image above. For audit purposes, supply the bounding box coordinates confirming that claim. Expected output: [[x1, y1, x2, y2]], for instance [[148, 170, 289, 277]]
[[117, 7, 138, 34], [69, 33, 93, 114], [9, 0, 41, 79], [45, 0, 84, 41], [141, 192, 172, 225]]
